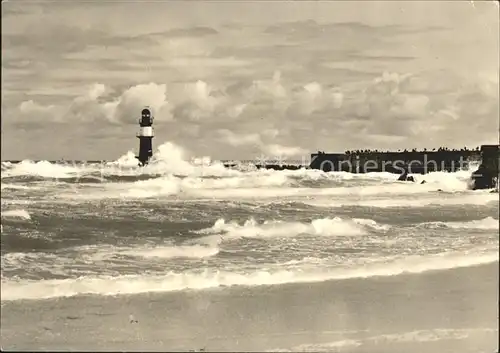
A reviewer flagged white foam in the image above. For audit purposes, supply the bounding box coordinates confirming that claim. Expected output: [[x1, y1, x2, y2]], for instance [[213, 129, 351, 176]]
[[1, 209, 31, 220], [1, 242, 221, 279], [0, 143, 236, 181], [1, 160, 85, 179], [122, 245, 219, 259], [197, 217, 386, 239], [304, 192, 499, 208], [421, 217, 499, 230], [101, 244, 220, 260], [291, 339, 361, 351], [1, 184, 37, 190], [64, 168, 456, 201], [2, 139, 486, 206], [114, 172, 291, 199], [2, 251, 497, 301], [109, 142, 239, 178], [182, 183, 435, 201], [2, 140, 481, 190]]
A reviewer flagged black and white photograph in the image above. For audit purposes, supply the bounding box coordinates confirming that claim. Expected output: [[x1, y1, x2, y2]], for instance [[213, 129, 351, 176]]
[[1, 1, 499, 352]]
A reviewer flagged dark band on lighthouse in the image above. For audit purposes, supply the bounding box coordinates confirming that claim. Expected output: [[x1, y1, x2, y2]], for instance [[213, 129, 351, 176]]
[[136, 107, 154, 166]]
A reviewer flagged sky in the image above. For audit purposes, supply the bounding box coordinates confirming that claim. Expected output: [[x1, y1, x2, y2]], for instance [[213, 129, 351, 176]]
[[1, 0, 499, 161]]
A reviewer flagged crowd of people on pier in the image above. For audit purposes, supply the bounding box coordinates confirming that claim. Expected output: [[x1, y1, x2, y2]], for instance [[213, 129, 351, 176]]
[[343, 146, 481, 155], [316, 146, 482, 157]]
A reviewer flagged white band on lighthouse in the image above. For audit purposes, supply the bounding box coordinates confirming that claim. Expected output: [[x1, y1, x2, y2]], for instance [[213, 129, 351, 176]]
[[138, 126, 154, 137]]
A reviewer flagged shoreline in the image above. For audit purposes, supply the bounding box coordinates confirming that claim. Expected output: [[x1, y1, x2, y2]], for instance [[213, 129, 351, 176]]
[[1, 262, 498, 351]]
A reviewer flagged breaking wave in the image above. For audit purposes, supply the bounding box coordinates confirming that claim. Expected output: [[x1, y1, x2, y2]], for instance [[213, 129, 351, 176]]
[[196, 217, 389, 239], [1, 250, 497, 301], [1, 209, 31, 220], [1, 140, 480, 185], [419, 217, 499, 230], [302, 192, 499, 208], [2, 141, 492, 208]]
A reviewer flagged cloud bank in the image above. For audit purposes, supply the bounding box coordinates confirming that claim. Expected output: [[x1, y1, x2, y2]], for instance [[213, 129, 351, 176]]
[[2, 2, 498, 160]]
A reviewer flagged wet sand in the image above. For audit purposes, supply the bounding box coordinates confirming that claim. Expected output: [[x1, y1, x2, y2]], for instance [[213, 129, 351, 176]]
[[1, 262, 498, 352]]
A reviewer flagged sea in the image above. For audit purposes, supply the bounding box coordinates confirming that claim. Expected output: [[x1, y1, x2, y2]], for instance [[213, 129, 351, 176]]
[[1, 143, 498, 352]]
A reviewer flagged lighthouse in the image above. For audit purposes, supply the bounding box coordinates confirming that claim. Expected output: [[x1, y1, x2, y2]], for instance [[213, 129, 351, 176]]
[[136, 107, 154, 166]]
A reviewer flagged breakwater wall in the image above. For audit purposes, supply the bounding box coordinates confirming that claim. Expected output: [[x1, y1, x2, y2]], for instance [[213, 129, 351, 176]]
[[480, 144, 500, 176], [310, 149, 486, 174]]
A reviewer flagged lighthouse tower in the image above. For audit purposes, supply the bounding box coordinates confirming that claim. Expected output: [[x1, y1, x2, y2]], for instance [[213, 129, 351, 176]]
[[136, 107, 154, 166]]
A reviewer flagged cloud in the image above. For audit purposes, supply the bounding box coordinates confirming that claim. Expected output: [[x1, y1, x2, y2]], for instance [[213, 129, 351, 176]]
[[218, 129, 262, 147], [171, 80, 228, 121], [287, 82, 344, 117], [1, 4, 31, 17], [4, 24, 109, 55], [111, 83, 171, 124], [18, 100, 59, 123], [216, 129, 306, 158], [263, 144, 307, 157], [2, 2, 498, 160], [9, 68, 498, 152], [13, 83, 172, 125]]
